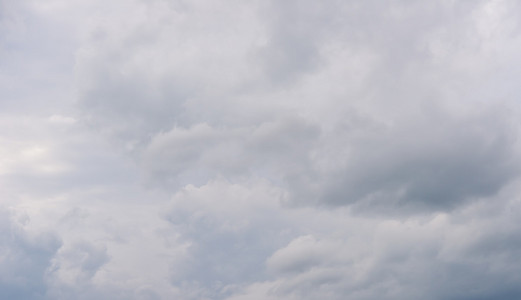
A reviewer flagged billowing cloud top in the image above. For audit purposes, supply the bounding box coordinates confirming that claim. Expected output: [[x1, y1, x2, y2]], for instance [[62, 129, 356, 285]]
[[2, 0, 521, 299]]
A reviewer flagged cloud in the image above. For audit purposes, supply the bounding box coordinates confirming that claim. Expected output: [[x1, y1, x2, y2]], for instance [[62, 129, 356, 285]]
[[0, 208, 61, 300], [229, 184, 521, 300], [74, 0, 521, 214], [140, 117, 320, 190], [3, 0, 521, 299], [305, 106, 521, 212], [163, 178, 290, 299]]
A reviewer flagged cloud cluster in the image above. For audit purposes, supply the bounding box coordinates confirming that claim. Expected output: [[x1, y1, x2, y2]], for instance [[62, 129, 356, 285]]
[[3, 0, 521, 299], [75, 0, 521, 215], [0, 209, 60, 300], [234, 188, 521, 300]]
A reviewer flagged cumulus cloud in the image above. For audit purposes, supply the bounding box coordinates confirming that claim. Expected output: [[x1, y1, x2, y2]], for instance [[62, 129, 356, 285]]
[[230, 184, 521, 300], [3, 0, 521, 299], [74, 0, 521, 212], [307, 106, 521, 212], [0, 208, 61, 299]]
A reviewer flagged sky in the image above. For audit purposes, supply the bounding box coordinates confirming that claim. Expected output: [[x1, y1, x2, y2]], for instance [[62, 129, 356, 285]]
[[2, 0, 521, 299]]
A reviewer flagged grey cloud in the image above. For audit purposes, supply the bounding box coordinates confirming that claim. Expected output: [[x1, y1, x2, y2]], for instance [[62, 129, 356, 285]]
[[141, 123, 245, 188], [52, 242, 110, 282], [231, 194, 521, 300], [247, 117, 320, 161], [77, 54, 192, 146], [255, 0, 334, 85], [75, 0, 266, 146], [75, 0, 521, 214], [0, 209, 61, 300], [141, 117, 320, 190], [5, 0, 521, 299], [266, 235, 338, 275], [302, 107, 521, 212], [164, 179, 291, 299]]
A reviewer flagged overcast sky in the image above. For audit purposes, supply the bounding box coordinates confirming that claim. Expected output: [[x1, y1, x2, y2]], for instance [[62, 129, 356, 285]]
[[2, 0, 521, 299]]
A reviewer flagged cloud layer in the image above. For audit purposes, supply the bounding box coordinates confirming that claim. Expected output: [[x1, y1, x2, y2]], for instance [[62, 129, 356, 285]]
[[3, 0, 521, 299]]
